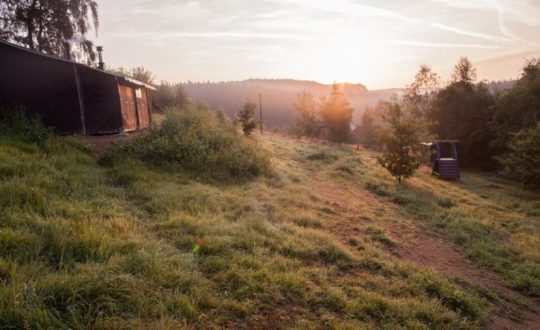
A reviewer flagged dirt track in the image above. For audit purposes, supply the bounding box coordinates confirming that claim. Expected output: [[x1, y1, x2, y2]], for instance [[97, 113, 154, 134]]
[[310, 178, 540, 329]]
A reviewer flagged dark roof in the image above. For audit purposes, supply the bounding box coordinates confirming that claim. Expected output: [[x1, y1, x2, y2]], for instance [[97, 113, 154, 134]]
[[0, 38, 155, 90]]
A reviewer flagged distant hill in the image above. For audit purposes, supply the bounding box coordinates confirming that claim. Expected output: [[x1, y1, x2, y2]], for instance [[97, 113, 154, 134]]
[[181, 78, 515, 131], [182, 79, 398, 130]]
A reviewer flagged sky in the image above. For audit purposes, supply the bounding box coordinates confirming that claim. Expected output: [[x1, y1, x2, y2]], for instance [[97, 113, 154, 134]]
[[96, 0, 540, 89]]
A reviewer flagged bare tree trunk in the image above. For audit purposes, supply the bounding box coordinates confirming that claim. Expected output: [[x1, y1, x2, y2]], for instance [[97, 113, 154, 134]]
[[25, 0, 38, 49]]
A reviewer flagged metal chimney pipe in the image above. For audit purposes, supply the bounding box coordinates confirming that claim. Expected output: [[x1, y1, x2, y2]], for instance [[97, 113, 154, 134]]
[[97, 46, 105, 70]]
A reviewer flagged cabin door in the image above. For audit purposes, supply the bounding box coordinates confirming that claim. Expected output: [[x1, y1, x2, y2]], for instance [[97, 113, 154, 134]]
[[118, 85, 138, 132], [135, 88, 150, 128]]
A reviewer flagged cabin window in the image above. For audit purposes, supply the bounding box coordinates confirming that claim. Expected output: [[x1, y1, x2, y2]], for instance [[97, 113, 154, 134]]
[[135, 88, 142, 99]]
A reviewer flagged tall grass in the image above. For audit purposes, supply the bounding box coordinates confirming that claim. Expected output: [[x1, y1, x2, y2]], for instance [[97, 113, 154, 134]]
[[0, 123, 490, 328], [0, 107, 51, 143], [356, 148, 540, 297]]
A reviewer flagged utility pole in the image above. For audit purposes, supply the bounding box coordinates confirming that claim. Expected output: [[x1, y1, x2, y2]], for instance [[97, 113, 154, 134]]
[[259, 93, 263, 134]]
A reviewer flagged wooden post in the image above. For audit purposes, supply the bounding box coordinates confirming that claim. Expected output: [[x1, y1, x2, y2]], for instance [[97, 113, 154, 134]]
[[73, 64, 87, 136], [259, 94, 263, 134]]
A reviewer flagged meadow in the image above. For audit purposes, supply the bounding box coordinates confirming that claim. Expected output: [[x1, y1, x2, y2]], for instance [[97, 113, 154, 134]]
[[0, 109, 538, 329]]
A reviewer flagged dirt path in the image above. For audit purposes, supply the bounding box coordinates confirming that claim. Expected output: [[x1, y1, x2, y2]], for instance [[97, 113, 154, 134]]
[[80, 133, 140, 154], [310, 178, 540, 329]]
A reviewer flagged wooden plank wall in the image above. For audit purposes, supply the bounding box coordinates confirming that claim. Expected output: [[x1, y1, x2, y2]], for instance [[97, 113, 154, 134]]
[[118, 85, 138, 132]]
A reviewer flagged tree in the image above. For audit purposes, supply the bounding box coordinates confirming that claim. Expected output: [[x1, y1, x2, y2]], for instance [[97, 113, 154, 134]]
[[377, 103, 424, 184], [403, 64, 439, 118], [237, 101, 257, 136], [493, 58, 540, 151], [130, 66, 155, 85], [497, 124, 540, 189], [427, 58, 496, 168], [108, 66, 155, 85], [152, 82, 190, 112], [451, 56, 477, 84], [0, 0, 99, 63], [320, 84, 354, 143], [358, 107, 377, 148], [292, 91, 319, 137]]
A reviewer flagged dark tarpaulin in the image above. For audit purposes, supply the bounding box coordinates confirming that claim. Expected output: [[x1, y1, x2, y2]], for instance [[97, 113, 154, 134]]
[[0, 39, 82, 133], [77, 65, 123, 134], [0, 39, 124, 134]]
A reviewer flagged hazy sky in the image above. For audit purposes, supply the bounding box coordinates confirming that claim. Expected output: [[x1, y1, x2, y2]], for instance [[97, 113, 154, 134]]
[[96, 0, 540, 89]]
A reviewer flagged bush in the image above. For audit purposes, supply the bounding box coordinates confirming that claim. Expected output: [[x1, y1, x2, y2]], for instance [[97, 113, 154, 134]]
[[497, 124, 540, 189], [0, 107, 51, 143], [100, 104, 271, 179]]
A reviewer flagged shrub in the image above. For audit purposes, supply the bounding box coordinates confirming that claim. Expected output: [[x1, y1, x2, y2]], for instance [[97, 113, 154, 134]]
[[497, 124, 540, 189], [100, 105, 271, 179], [0, 107, 51, 143], [237, 101, 257, 136]]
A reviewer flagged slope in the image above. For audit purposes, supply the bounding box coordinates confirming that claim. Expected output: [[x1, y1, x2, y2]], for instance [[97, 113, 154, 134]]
[[0, 131, 538, 328]]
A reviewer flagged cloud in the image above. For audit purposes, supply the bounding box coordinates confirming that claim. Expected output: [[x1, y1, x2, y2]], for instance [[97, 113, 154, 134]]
[[427, 0, 540, 26], [277, 0, 420, 24], [108, 31, 305, 41], [385, 40, 501, 49], [429, 22, 513, 44]]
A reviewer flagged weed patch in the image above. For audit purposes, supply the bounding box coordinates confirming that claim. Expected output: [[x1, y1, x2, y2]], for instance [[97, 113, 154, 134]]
[[100, 105, 271, 180]]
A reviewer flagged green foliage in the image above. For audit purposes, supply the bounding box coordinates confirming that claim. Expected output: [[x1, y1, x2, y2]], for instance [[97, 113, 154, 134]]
[[320, 84, 353, 143], [498, 124, 540, 189], [152, 82, 190, 112], [428, 77, 496, 168], [377, 103, 424, 184], [0, 107, 51, 144], [236, 100, 257, 136], [493, 58, 540, 153], [101, 104, 270, 179], [292, 91, 319, 137], [0, 0, 99, 63]]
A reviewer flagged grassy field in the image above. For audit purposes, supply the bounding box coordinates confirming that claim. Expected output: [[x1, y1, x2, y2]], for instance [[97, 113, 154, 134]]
[[0, 128, 539, 328]]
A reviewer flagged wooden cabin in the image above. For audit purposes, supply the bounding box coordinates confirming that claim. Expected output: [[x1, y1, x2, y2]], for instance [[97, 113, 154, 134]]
[[0, 38, 155, 135], [425, 140, 460, 180]]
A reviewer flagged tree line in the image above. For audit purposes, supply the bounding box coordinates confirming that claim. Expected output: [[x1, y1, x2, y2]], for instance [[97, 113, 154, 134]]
[[292, 57, 540, 188], [291, 84, 354, 143]]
